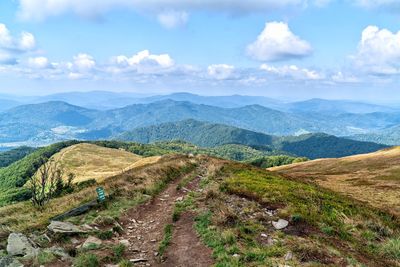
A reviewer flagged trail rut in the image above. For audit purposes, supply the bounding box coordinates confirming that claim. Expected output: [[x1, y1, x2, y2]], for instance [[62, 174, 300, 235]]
[[118, 165, 214, 266]]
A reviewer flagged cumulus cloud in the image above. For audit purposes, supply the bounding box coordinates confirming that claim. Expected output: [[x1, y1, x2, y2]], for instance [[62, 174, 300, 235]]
[[352, 26, 400, 75], [260, 64, 322, 80], [73, 53, 96, 71], [207, 64, 235, 80], [247, 22, 312, 62], [110, 50, 174, 74], [0, 23, 36, 52], [0, 23, 36, 66], [19, 32, 36, 51], [27, 56, 50, 69]]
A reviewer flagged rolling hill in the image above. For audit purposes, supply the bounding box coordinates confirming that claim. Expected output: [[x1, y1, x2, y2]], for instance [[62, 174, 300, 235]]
[[287, 98, 397, 114], [116, 119, 275, 147], [37, 143, 161, 183], [350, 124, 400, 146], [270, 147, 400, 215], [117, 120, 388, 159]]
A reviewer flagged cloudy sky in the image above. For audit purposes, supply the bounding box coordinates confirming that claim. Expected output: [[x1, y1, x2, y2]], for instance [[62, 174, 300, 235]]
[[0, 0, 400, 102]]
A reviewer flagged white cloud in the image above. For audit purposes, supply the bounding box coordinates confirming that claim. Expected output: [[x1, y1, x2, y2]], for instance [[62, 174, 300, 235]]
[[207, 64, 235, 80], [0, 23, 37, 66], [73, 53, 96, 71], [157, 10, 188, 29], [27, 57, 50, 69], [260, 64, 322, 80], [352, 26, 400, 75], [0, 24, 13, 48], [110, 50, 174, 73], [19, 32, 36, 51], [331, 71, 359, 83], [247, 22, 312, 62]]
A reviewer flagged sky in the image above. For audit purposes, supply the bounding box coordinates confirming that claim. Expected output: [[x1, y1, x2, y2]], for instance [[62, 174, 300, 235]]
[[0, 0, 400, 102]]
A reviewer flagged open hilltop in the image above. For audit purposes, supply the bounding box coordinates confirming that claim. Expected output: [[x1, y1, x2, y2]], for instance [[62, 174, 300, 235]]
[[270, 147, 400, 216]]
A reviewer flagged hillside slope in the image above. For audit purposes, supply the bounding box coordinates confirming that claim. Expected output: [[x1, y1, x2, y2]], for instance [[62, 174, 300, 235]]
[[270, 147, 400, 215], [43, 143, 160, 183], [0, 154, 398, 266], [116, 119, 275, 147], [117, 120, 387, 159]]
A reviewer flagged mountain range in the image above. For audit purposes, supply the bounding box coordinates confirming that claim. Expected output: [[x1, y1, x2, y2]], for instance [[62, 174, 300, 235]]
[[116, 119, 387, 159], [0, 92, 399, 150]]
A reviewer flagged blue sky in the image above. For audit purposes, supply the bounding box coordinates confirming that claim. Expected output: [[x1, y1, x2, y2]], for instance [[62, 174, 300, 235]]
[[0, 0, 400, 102]]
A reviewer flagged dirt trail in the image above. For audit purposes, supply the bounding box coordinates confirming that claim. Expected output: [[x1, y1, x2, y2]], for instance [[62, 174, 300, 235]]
[[118, 165, 214, 266]]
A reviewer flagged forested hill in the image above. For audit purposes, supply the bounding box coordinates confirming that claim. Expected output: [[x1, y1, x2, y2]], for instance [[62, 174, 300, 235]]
[[116, 119, 275, 147], [117, 120, 388, 159]]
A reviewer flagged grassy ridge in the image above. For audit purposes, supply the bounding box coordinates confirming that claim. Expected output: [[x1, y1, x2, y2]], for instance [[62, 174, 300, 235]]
[[193, 161, 400, 266]]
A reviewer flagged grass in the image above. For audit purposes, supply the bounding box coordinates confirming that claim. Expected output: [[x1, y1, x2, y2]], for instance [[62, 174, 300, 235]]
[[112, 244, 126, 263], [0, 154, 196, 232], [37, 250, 57, 265], [158, 224, 173, 256], [172, 194, 195, 222], [39, 143, 161, 183], [73, 253, 99, 267], [270, 146, 400, 215], [195, 211, 241, 266], [192, 161, 400, 266], [380, 238, 400, 260]]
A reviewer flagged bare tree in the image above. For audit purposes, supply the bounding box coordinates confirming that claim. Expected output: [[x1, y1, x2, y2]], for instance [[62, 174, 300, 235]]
[[29, 158, 64, 208]]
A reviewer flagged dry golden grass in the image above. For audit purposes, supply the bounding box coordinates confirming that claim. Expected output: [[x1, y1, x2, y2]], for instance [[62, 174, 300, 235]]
[[269, 147, 400, 215], [37, 143, 161, 183], [0, 154, 194, 232]]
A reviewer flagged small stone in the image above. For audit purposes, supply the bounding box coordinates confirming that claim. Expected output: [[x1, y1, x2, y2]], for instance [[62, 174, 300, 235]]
[[272, 219, 289, 230], [82, 236, 102, 249], [119, 239, 130, 247], [284, 251, 293, 261], [150, 239, 156, 242], [175, 196, 184, 202], [47, 221, 87, 234], [232, 254, 240, 258], [260, 233, 268, 238], [154, 252, 159, 256], [130, 258, 147, 263]]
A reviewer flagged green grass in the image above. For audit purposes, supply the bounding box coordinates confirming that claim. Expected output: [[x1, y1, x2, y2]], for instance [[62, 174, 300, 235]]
[[37, 250, 57, 265], [380, 238, 400, 260], [112, 244, 126, 263], [221, 165, 399, 241], [195, 211, 241, 266], [172, 194, 195, 222], [158, 224, 173, 256], [73, 253, 99, 267]]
